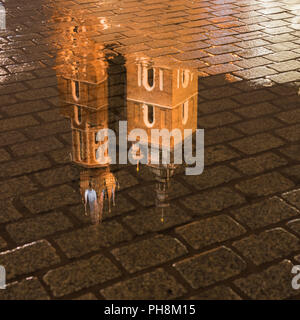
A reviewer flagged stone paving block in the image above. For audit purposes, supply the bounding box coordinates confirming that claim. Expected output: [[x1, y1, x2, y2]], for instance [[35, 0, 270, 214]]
[[234, 260, 297, 299], [37, 109, 64, 122], [198, 112, 242, 129], [0, 131, 27, 148], [0, 236, 7, 249], [0, 155, 52, 179], [21, 185, 81, 214], [183, 165, 241, 190], [48, 148, 70, 165], [123, 205, 192, 235], [233, 66, 277, 80], [6, 212, 73, 244], [279, 145, 300, 161], [0, 115, 39, 133], [270, 60, 300, 72], [230, 133, 284, 155], [1, 100, 50, 116], [128, 180, 190, 207], [54, 221, 133, 258], [33, 165, 79, 187], [202, 63, 241, 75], [234, 102, 280, 119], [112, 235, 188, 273], [233, 90, 277, 105], [174, 246, 246, 289], [43, 254, 121, 297], [190, 285, 241, 300], [233, 117, 282, 135], [180, 187, 245, 215], [0, 277, 50, 300], [6, 61, 45, 73], [282, 165, 300, 181], [282, 189, 300, 210], [101, 268, 186, 300], [15, 87, 58, 101], [234, 57, 271, 69], [205, 127, 243, 146], [10, 136, 64, 157], [22, 120, 70, 139], [26, 76, 57, 89], [74, 293, 98, 300], [235, 172, 294, 197], [198, 98, 239, 114], [205, 145, 239, 166], [0, 240, 60, 280], [287, 219, 300, 236], [268, 71, 300, 84], [0, 149, 10, 162], [0, 176, 37, 200], [199, 87, 240, 101], [231, 152, 288, 175], [265, 51, 300, 62], [70, 193, 135, 223], [175, 215, 246, 250], [233, 228, 300, 266], [276, 109, 300, 124], [232, 196, 299, 230], [114, 169, 139, 190], [276, 124, 300, 142], [0, 198, 22, 224]]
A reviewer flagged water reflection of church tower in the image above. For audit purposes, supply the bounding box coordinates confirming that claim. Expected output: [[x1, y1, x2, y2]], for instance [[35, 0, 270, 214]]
[[55, 25, 118, 223], [126, 55, 198, 221], [56, 28, 109, 167], [126, 55, 198, 143]]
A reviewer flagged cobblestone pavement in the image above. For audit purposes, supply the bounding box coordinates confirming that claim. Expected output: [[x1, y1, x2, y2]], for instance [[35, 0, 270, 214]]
[[0, 0, 300, 300]]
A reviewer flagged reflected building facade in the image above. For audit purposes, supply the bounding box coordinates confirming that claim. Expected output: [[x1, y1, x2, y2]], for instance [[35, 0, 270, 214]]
[[54, 18, 199, 224], [55, 25, 118, 224], [126, 55, 198, 222]]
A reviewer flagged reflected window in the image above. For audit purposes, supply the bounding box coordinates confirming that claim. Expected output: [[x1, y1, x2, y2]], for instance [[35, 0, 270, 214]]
[[148, 105, 154, 123], [143, 67, 155, 91], [182, 101, 189, 125], [75, 106, 82, 124], [79, 131, 85, 161], [181, 70, 190, 88], [143, 104, 155, 128], [148, 68, 154, 87], [72, 80, 80, 101]]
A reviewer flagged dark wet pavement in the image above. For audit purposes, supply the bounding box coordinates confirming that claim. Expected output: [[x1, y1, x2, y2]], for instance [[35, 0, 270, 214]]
[[0, 0, 299, 300]]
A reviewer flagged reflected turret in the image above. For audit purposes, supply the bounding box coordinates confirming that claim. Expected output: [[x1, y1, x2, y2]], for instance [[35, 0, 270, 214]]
[[126, 55, 199, 222], [126, 55, 198, 148], [55, 23, 119, 224]]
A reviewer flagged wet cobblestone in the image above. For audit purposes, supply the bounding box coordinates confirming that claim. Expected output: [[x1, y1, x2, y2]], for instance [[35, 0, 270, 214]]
[[0, 0, 299, 300]]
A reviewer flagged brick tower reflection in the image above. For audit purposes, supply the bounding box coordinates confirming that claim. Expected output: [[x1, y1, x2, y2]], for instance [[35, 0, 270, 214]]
[[126, 55, 198, 222], [55, 25, 118, 224]]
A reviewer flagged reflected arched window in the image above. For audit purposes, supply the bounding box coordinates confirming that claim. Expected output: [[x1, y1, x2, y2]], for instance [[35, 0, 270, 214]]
[[148, 105, 154, 123], [148, 68, 154, 87], [182, 70, 190, 88], [182, 101, 189, 125], [143, 104, 155, 128], [72, 80, 80, 101], [79, 131, 85, 161], [143, 67, 155, 91], [75, 106, 82, 124]]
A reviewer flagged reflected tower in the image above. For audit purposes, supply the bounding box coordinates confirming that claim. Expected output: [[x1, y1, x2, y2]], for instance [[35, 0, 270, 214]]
[[55, 23, 118, 224], [126, 55, 199, 222]]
